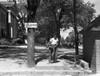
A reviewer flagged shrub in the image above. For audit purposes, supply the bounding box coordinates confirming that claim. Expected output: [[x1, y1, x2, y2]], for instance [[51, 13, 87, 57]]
[[12, 38, 24, 45], [0, 38, 10, 45], [38, 38, 47, 45], [60, 37, 66, 46], [66, 36, 75, 48]]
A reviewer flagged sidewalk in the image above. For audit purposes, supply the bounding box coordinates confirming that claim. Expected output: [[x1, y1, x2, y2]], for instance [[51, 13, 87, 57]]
[[0, 57, 91, 76], [0, 58, 64, 76], [0, 45, 95, 76]]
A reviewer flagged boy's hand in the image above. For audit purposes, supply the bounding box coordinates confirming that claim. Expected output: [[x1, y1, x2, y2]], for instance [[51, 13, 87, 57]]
[[46, 42, 51, 47]]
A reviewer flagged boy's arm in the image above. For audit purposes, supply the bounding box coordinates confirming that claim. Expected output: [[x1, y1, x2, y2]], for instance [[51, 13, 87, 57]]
[[46, 39, 52, 47], [56, 39, 59, 46]]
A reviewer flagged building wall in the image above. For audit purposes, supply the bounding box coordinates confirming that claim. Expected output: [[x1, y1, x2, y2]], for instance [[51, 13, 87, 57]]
[[83, 31, 100, 73], [0, 4, 8, 38], [11, 13, 18, 39], [0, 4, 18, 39]]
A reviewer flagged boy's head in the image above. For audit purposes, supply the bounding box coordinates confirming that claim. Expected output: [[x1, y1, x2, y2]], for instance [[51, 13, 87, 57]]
[[54, 35, 57, 39]]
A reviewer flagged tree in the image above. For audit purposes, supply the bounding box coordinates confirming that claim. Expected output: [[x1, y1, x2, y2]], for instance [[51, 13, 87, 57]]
[[36, 0, 95, 41], [11, 0, 27, 43], [36, 0, 64, 45], [26, 0, 40, 67], [16, 0, 95, 41], [35, 0, 95, 62], [15, 0, 96, 64]]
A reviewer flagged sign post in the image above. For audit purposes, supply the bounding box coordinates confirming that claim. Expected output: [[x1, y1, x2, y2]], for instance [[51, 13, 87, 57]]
[[25, 23, 37, 67]]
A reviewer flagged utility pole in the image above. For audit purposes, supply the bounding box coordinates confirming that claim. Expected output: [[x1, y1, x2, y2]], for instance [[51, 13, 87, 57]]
[[73, 0, 79, 62]]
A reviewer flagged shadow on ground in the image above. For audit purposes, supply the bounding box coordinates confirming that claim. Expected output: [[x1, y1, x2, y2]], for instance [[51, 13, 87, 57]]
[[58, 52, 83, 62], [0, 47, 50, 64], [0, 46, 83, 65]]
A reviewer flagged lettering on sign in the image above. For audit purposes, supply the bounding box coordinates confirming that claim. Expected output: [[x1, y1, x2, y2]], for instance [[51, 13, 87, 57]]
[[25, 23, 37, 28]]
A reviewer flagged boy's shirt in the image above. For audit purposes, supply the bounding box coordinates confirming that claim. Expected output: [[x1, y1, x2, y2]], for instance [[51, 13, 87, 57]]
[[49, 38, 58, 45]]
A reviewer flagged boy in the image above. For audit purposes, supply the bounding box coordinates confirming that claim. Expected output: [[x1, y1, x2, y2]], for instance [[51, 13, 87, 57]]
[[47, 35, 59, 63]]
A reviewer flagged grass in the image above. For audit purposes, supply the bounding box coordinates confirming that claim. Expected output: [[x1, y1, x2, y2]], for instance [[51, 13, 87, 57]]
[[0, 45, 83, 64]]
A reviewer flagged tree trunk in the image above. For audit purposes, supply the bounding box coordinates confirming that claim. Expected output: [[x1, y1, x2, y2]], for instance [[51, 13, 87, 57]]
[[26, 10, 35, 67], [27, 28, 35, 67], [27, 0, 40, 67], [73, 0, 79, 61], [52, 11, 61, 46], [57, 21, 61, 46]]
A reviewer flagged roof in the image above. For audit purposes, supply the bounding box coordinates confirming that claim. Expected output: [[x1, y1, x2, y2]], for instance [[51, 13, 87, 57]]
[[80, 16, 100, 33], [0, 1, 19, 17], [0, 1, 14, 7], [0, 3, 8, 12]]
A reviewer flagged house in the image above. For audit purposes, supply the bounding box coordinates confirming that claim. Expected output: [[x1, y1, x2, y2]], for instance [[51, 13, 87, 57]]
[[81, 16, 100, 73], [0, 3, 8, 38], [0, 0, 19, 39]]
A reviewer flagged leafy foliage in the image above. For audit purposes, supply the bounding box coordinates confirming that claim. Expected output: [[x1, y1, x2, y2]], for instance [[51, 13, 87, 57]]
[[36, 0, 95, 36], [38, 0, 95, 27], [11, 38, 24, 45], [38, 38, 47, 45], [0, 38, 11, 45], [61, 30, 83, 47], [16, 0, 96, 45]]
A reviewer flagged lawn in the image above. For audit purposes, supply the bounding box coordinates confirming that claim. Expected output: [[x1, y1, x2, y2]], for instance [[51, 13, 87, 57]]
[[0, 45, 83, 64]]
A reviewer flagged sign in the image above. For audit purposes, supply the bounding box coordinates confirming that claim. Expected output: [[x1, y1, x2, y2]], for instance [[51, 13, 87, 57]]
[[25, 23, 38, 28]]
